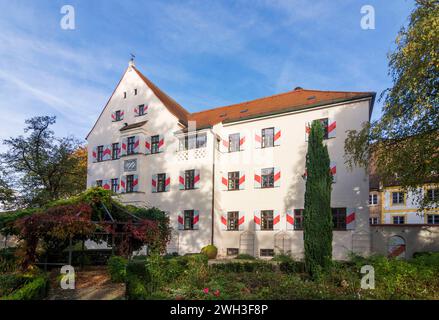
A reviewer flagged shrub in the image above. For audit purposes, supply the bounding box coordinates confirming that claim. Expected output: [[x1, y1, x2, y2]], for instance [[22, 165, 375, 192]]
[[1, 274, 49, 300], [0, 274, 29, 297], [235, 253, 255, 260], [108, 256, 128, 283], [201, 245, 218, 260], [125, 274, 148, 300], [0, 247, 18, 273], [211, 261, 275, 273]]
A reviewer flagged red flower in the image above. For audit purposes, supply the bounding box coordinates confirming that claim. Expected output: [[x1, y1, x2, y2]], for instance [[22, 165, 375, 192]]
[[214, 289, 220, 297], [203, 288, 209, 294]]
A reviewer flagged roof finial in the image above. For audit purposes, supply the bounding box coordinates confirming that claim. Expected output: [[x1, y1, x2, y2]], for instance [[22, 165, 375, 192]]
[[129, 53, 135, 67]]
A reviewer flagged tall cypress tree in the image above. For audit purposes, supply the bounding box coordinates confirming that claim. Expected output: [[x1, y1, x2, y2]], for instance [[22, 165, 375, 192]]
[[303, 120, 333, 278]]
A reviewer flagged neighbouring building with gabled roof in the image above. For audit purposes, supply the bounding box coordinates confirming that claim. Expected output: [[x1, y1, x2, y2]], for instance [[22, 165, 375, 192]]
[[86, 60, 375, 259]]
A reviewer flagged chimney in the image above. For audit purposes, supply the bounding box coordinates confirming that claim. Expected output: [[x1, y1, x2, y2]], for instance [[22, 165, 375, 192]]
[[294, 86, 303, 91]]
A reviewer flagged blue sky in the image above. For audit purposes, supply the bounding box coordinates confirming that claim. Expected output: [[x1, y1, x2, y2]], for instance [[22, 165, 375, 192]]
[[0, 0, 414, 145]]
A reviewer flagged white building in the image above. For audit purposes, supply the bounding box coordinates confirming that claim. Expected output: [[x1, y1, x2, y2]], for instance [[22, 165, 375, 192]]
[[86, 61, 375, 259]]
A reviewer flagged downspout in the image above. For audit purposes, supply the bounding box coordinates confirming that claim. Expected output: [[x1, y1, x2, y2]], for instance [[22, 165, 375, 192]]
[[211, 132, 216, 245]]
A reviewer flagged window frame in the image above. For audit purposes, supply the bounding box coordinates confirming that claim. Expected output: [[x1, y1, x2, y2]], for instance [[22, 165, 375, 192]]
[[127, 136, 136, 155], [228, 133, 240, 152], [111, 178, 119, 193], [427, 214, 439, 224], [261, 127, 274, 148], [369, 217, 379, 225], [427, 188, 438, 202], [151, 135, 160, 154], [97, 145, 104, 162], [96, 180, 103, 187], [126, 174, 134, 193], [157, 173, 166, 193], [392, 192, 405, 205], [115, 110, 122, 121], [332, 207, 347, 230], [260, 249, 275, 257], [227, 248, 239, 256], [185, 170, 195, 190], [228, 171, 240, 191], [369, 193, 378, 205], [227, 211, 239, 231], [261, 167, 275, 188], [261, 210, 274, 231], [183, 210, 194, 230], [138, 104, 145, 116], [112, 143, 120, 160], [392, 215, 406, 225], [294, 209, 304, 230]]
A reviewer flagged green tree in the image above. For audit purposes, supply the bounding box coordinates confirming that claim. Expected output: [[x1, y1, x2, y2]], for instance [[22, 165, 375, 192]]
[[303, 120, 333, 278], [345, 0, 439, 208], [1, 116, 87, 207], [0, 168, 15, 210]]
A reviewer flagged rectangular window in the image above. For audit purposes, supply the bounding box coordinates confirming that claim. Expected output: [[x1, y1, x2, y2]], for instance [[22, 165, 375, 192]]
[[126, 175, 134, 193], [134, 89, 137, 95], [294, 209, 304, 230], [227, 211, 239, 231], [185, 170, 195, 190], [184, 210, 194, 230], [427, 214, 439, 224], [179, 133, 207, 151], [196, 133, 207, 149], [96, 180, 103, 187], [112, 143, 120, 160], [227, 248, 239, 256], [262, 127, 274, 148], [261, 168, 274, 188], [151, 135, 160, 154], [369, 217, 379, 225], [127, 136, 135, 155], [111, 178, 119, 193], [260, 249, 274, 257], [392, 192, 404, 205], [123, 92, 126, 99], [319, 118, 329, 139], [229, 133, 240, 152], [228, 171, 240, 191], [115, 110, 122, 121], [138, 104, 145, 116], [393, 216, 405, 224], [157, 173, 166, 193], [97, 146, 104, 162], [369, 193, 378, 205], [332, 208, 347, 230], [261, 210, 274, 231], [427, 189, 438, 202]]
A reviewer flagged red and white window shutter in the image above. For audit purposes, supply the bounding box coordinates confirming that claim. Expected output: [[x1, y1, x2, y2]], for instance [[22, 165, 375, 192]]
[[221, 137, 229, 153], [132, 174, 139, 192], [328, 117, 336, 138], [119, 176, 126, 193], [254, 130, 262, 149], [165, 175, 170, 192], [145, 136, 151, 155], [103, 145, 112, 161], [254, 210, 261, 231], [120, 137, 128, 156], [92, 147, 97, 163], [305, 122, 311, 141], [193, 210, 200, 230], [133, 136, 140, 153], [194, 169, 200, 189], [111, 111, 116, 121], [286, 209, 294, 230], [221, 173, 228, 191], [151, 174, 158, 193], [239, 135, 246, 151], [158, 134, 165, 152], [178, 211, 184, 230], [238, 212, 245, 231], [239, 171, 245, 190], [330, 161, 337, 182], [273, 210, 281, 230], [254, 169, 261, 188], [220, 212, 228, 231], [274, 127, 281, 146], [274, 167, 281, 187], [102, 179, 111, 190], [179, 171, 185, 190], [346, 208, 356, 230]]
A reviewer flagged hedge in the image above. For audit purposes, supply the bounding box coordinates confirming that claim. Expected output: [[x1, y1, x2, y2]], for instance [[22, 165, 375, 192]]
[[107, 256, 128, 283], [211, 261, 275, 273], [1, 274, 49, 300]]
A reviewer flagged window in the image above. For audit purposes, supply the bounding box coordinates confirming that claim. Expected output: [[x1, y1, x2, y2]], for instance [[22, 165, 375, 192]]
[[261, 210, 274, 230], [332, 208, 347, 230], [427, 189, 438, 202], [97, 146, 104, 162], [227, 211, 239, 231], [157, 173, 166, 193], [96, 180, 103, 187], [262, 127, 274, 148], [392, 192, 404, 205], [112, 143, 120, 160], [229, 133, 240, 152], [369, 217, 379, 225], [134, 88, 137, 95], [137, 104, 146, 116], [393, 216, 405, 225], [260, 249, 274, 257], [127, 136, 136, 155], [123, 92, 126, 99], [184, 210, 194, 230], [179, 133, 207, 150], [294, 209, 304, 230], [228, 172, 240, 191], [227, 248, 239, 256], [151, 135, 160, 154], [115, 110, 122, 121], [185, 170, 195, 190], [319, 118, 329, 139], [111, 178, 119, 193], [369, 193, 378, 205], [126, 175, 134, 193], [427, 214, 439, 224], [261, 168, 274, 188]]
